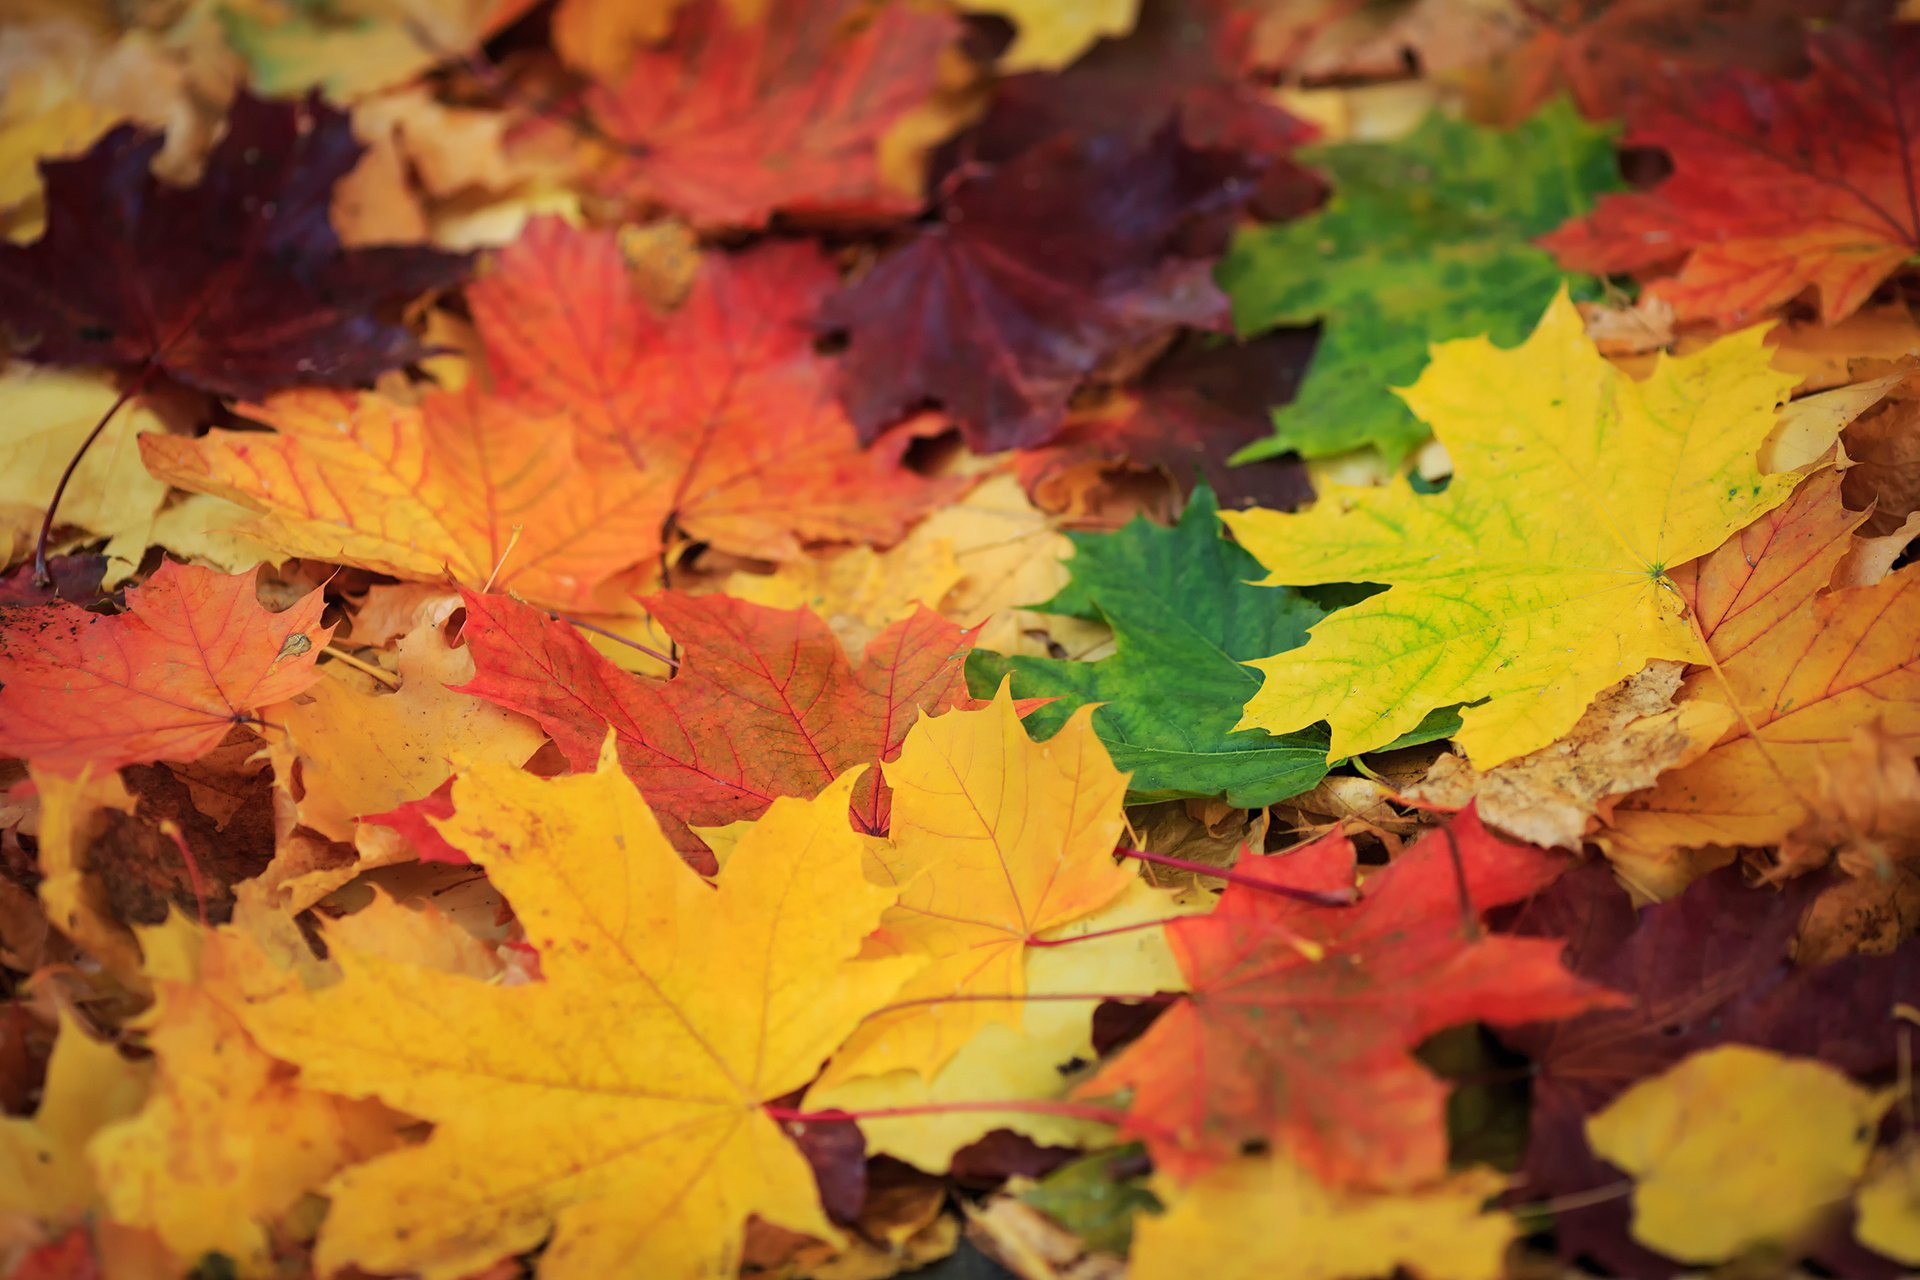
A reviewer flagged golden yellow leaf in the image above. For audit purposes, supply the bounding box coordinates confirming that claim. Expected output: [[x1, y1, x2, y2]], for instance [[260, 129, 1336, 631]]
[[141, 387, 661, 613], [1131, 1156, 1515, 1280], [90, 916, 405, 1276], [1856, 1145, 1920, 1265], [962, 0, 1137, 71], [809, 877, 1196, 1170], [1223, 289, 1797, 767], [1586, 1044, 1888, 1263], [816, 686, 1134, 1086], [239, 745, 918, 1280], [0, 370, 172, 576], [0, 1012, 149, 1226], [265, 614, 545, 841]]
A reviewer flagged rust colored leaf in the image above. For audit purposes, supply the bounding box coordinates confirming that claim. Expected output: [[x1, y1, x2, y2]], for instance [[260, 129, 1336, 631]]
[[0, 561, 329, 775]]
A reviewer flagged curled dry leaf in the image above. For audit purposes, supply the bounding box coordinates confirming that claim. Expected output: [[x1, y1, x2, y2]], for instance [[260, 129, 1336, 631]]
[[1407, 661, 1735, 850]]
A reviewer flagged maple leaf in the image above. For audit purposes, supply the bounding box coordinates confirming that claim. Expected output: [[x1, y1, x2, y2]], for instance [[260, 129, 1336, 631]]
[[1013, 331, 1316, 511], [0, 561, 330, 775], [816, 685, 1135, 1085], [826, 126, 1245, 452], [0, 92, 467, 398], [1543, 28, 1920, 324], [239, 749, 918, 1280], [140, 386, 662, 613], [582, 0, 956, 227], [1220, 101, 1621, 462], [1080, 808, 1613, 1187], [967, 488, 1341, 808], [458, 589, 976, 859], [1587, 1045, 1887, 1263], [1602, 471, 1920, 884], [1131, 1157, 1516, 1280], [468, 219, 958, 560], [1223, 290, 1799, 768], [90, 916, 405, 1273]]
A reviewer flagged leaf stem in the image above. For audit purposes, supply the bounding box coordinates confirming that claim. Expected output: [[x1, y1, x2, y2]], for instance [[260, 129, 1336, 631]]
[[1116, 847, 1356, 906], [555, 612, 680, 670], [865, 991, 1179, 1019], [34, 361, 159, 586], [322, 645, 404, 688]]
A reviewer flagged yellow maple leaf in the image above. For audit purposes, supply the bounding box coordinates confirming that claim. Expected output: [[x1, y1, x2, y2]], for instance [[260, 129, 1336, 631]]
[[1130, 1155, 1515, 1280], [808, 877, 1197, 1170], [89, 916, 405, 1276], [264, 614, 545, 842], [816, 685, 1135, 1086], [1223, 290, 1798, 767], [238, 744, 918, 1280], [140, 387, 661, 613], [1586, 1044, 1888, 1264], [0, 1011, 149, 1227]]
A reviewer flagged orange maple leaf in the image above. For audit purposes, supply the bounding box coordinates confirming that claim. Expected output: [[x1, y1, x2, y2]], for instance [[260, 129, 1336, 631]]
[[468, 219, 962, 561], [582, 0, 956, 227], [0, 561, 329, 775], [140, 385, 662, 614]]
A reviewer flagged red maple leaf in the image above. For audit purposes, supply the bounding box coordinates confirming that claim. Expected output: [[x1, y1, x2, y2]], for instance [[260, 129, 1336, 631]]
[[0, 561, 330, 775], [457, 589, 977, 862], [1542, 28, 1920, 324], [828, 127, 1244, 453], [583, 0, 956, 228], [0, 92, 468, 398], [468, 218, 961, 561], [1079, 808, 1619, 1188]]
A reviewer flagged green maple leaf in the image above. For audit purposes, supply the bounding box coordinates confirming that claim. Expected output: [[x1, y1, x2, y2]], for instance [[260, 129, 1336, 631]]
[[1221, 100, 1621, 463], [967, 489, 1450, 807]]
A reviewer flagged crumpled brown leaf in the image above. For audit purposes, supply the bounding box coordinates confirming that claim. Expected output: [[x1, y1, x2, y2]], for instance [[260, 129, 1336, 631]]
[[1787, 723, 1920, 964]]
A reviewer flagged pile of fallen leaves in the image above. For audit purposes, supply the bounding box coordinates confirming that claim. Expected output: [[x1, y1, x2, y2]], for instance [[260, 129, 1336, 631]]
[[2, 0, 1920, 1277]]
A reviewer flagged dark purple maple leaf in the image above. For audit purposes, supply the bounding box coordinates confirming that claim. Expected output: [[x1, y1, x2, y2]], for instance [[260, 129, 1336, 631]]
[[826, 126, 1248, 452], [1017, 330, 1317, 511], [0, 91, 469, 399], [954, 0, 1318, 220], [1501, 865, 1920, 1276]]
